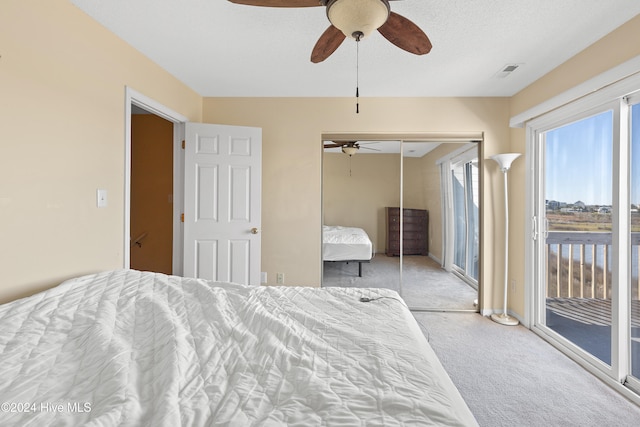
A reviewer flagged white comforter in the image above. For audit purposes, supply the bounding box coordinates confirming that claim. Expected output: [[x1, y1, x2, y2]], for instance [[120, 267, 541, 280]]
[[0, 270, 477, 426]]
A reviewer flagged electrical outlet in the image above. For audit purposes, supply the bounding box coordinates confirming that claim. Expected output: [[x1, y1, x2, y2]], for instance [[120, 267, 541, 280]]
[[276, 273, 284, 284], [261, 272, 267, 284], [511, 279, 517, 293]]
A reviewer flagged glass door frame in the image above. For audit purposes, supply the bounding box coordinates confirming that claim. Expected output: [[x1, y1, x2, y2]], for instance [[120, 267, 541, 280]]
[[526, 81, 640, 401], [449, 148, 480, 286]]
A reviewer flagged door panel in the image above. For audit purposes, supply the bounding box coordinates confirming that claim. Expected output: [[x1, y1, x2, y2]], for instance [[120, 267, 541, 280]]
[[542, 109, 614, 366], [184, 123, 261, 285], [196, 240, 218, 280]]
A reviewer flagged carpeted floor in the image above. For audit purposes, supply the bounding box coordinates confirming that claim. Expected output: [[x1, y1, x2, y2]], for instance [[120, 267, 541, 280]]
[[322, 254, 478, 310], [414, 311, 640, 426]]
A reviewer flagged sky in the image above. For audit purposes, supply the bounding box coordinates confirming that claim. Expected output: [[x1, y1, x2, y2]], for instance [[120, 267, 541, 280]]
[[545, 103, 640, 206]]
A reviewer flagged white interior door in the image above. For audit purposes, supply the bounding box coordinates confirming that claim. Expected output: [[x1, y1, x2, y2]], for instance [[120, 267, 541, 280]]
[[183, 123, 262, 285]]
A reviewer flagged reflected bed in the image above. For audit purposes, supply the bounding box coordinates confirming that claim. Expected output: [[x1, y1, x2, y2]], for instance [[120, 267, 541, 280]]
[[323, 225, 374, 277]]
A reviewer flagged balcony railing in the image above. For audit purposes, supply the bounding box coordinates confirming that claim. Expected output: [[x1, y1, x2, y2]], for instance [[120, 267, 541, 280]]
[[546, 231, 640, 301]]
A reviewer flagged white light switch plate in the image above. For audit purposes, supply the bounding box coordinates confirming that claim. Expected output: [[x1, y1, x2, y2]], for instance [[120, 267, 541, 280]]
[[97, 189, 107, 208]]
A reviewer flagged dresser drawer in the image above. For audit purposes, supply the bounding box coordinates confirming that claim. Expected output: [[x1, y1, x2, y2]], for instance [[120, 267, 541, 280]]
[[385, 207, 429, 256]]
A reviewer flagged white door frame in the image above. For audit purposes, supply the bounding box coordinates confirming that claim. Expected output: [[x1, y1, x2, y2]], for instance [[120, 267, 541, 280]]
[[124, 87, 188, 274]]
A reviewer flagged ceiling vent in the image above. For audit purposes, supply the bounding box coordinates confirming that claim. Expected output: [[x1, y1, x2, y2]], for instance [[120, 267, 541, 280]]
[[494, 63, 522, 79]]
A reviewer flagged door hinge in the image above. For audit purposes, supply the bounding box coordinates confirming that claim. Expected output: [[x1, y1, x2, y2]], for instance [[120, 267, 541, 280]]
[[181, 213, 184, 223], [182, 140, 185, 149]]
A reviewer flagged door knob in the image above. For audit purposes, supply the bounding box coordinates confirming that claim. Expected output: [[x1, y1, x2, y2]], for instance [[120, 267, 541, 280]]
[[251, 227, 259, 234]]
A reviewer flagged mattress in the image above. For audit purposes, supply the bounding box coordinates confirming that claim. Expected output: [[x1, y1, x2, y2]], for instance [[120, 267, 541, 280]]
[[323, 225, 373, 261], [0, 270, 477, 426]]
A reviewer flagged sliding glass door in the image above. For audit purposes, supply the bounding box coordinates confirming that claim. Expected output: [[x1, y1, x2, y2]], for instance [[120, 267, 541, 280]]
[[530, 89, 640, 395], [451, 157, 480, 282], [541, 109, 614, 365], [630, 100, 640, 388], [440, 146, 479, 288]]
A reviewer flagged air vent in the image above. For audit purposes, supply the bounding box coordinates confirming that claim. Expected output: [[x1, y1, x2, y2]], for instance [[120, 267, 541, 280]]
[[494, 63, 522, 79]]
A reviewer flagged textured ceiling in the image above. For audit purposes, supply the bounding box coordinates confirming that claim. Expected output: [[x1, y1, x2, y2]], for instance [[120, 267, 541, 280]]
[[70, 0, 640, 97]]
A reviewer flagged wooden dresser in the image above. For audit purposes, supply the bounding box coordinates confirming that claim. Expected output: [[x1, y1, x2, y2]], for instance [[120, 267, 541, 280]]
[[385, 207, 429, 256]]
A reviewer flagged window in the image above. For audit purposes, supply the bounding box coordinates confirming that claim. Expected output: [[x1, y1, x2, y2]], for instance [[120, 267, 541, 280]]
[[451, 159, 479, 281], [439, 145, 479, 286], [527, 75, 640, 399], [542, 109, 614, 365]]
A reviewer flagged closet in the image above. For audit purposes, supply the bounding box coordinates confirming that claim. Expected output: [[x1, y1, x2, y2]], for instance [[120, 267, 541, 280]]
[[322, 135, 481, 311]]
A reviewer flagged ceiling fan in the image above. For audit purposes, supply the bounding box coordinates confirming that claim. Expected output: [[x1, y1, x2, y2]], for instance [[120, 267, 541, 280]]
[[324, 141, 381, 155], [227, 0, 432, 63]]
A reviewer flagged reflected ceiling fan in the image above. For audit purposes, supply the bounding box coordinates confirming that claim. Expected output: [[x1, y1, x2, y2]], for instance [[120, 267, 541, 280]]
[[227, 0, 432, 63], [324, 141, 381, 156]]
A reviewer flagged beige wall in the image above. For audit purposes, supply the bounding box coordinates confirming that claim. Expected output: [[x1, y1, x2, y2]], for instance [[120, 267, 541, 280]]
[[203, 97, 510, 313], [323, 152, 400, 252], [0, 0, 202, 304], [508, 15, 640, 318]]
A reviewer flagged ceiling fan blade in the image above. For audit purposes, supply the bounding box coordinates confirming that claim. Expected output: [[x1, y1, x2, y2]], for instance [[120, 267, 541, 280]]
[[360, 146, 381, 151], [377, 12, 432, 55], [227, 0, 322, 7], [324, 143, 343, 148], [311, 25, 346, 63]]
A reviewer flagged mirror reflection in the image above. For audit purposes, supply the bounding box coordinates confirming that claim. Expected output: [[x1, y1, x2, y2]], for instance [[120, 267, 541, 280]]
[[322, 139, 478, 312], [401, 142, 478, 311], [322, 140, 401, 292]]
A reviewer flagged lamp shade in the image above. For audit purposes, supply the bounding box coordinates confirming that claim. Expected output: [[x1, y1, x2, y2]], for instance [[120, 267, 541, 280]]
[[327, 0, 390, 39], [490, 153, 521, 172]]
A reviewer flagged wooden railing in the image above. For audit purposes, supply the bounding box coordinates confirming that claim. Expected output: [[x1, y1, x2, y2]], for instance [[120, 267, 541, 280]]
[[546, 231, 640, 300]]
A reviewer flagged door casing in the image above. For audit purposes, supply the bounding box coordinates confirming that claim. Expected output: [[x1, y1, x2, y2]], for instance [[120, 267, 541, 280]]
[[125, 87, 188, 275]]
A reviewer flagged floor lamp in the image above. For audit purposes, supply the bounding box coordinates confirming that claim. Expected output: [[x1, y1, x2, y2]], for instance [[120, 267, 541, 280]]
[[490, 153, 521, 326]]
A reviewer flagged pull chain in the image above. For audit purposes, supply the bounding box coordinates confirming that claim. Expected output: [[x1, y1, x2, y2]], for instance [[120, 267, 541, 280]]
[[354, 31, 362, 114]]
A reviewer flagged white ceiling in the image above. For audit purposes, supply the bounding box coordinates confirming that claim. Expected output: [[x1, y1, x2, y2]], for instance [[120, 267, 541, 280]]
[[70, 0, 640, 98]]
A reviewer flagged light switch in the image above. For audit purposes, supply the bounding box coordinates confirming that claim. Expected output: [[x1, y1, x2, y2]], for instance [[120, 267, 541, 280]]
[[97, 189, 107, 208]]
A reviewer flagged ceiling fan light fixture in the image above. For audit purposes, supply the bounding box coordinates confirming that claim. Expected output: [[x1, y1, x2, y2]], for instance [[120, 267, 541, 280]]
[[342, 145, 359, 156], [327, 0, 390, 39]]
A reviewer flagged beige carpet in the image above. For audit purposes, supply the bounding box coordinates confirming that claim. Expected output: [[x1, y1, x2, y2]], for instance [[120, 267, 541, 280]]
[[415, 311, 640, 426], [322, 254, 478, 311]]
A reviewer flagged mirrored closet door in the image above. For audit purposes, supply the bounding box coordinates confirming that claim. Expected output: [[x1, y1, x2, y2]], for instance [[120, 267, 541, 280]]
[[321, 137, 480, 312], [401, 141, 479, 311], [321, 141, 401, 293]]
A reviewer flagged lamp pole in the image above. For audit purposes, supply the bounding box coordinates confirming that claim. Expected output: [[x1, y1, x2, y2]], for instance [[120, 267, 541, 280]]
[[490, 153, 521, 326]]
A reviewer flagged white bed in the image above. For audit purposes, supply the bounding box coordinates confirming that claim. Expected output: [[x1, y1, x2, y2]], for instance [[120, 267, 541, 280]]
[[323, 225, 373, 276], [0, 270, 477, 426]]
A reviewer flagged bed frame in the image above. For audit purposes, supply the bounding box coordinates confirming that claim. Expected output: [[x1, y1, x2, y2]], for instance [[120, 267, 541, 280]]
[[325, 259, 370, 277]]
